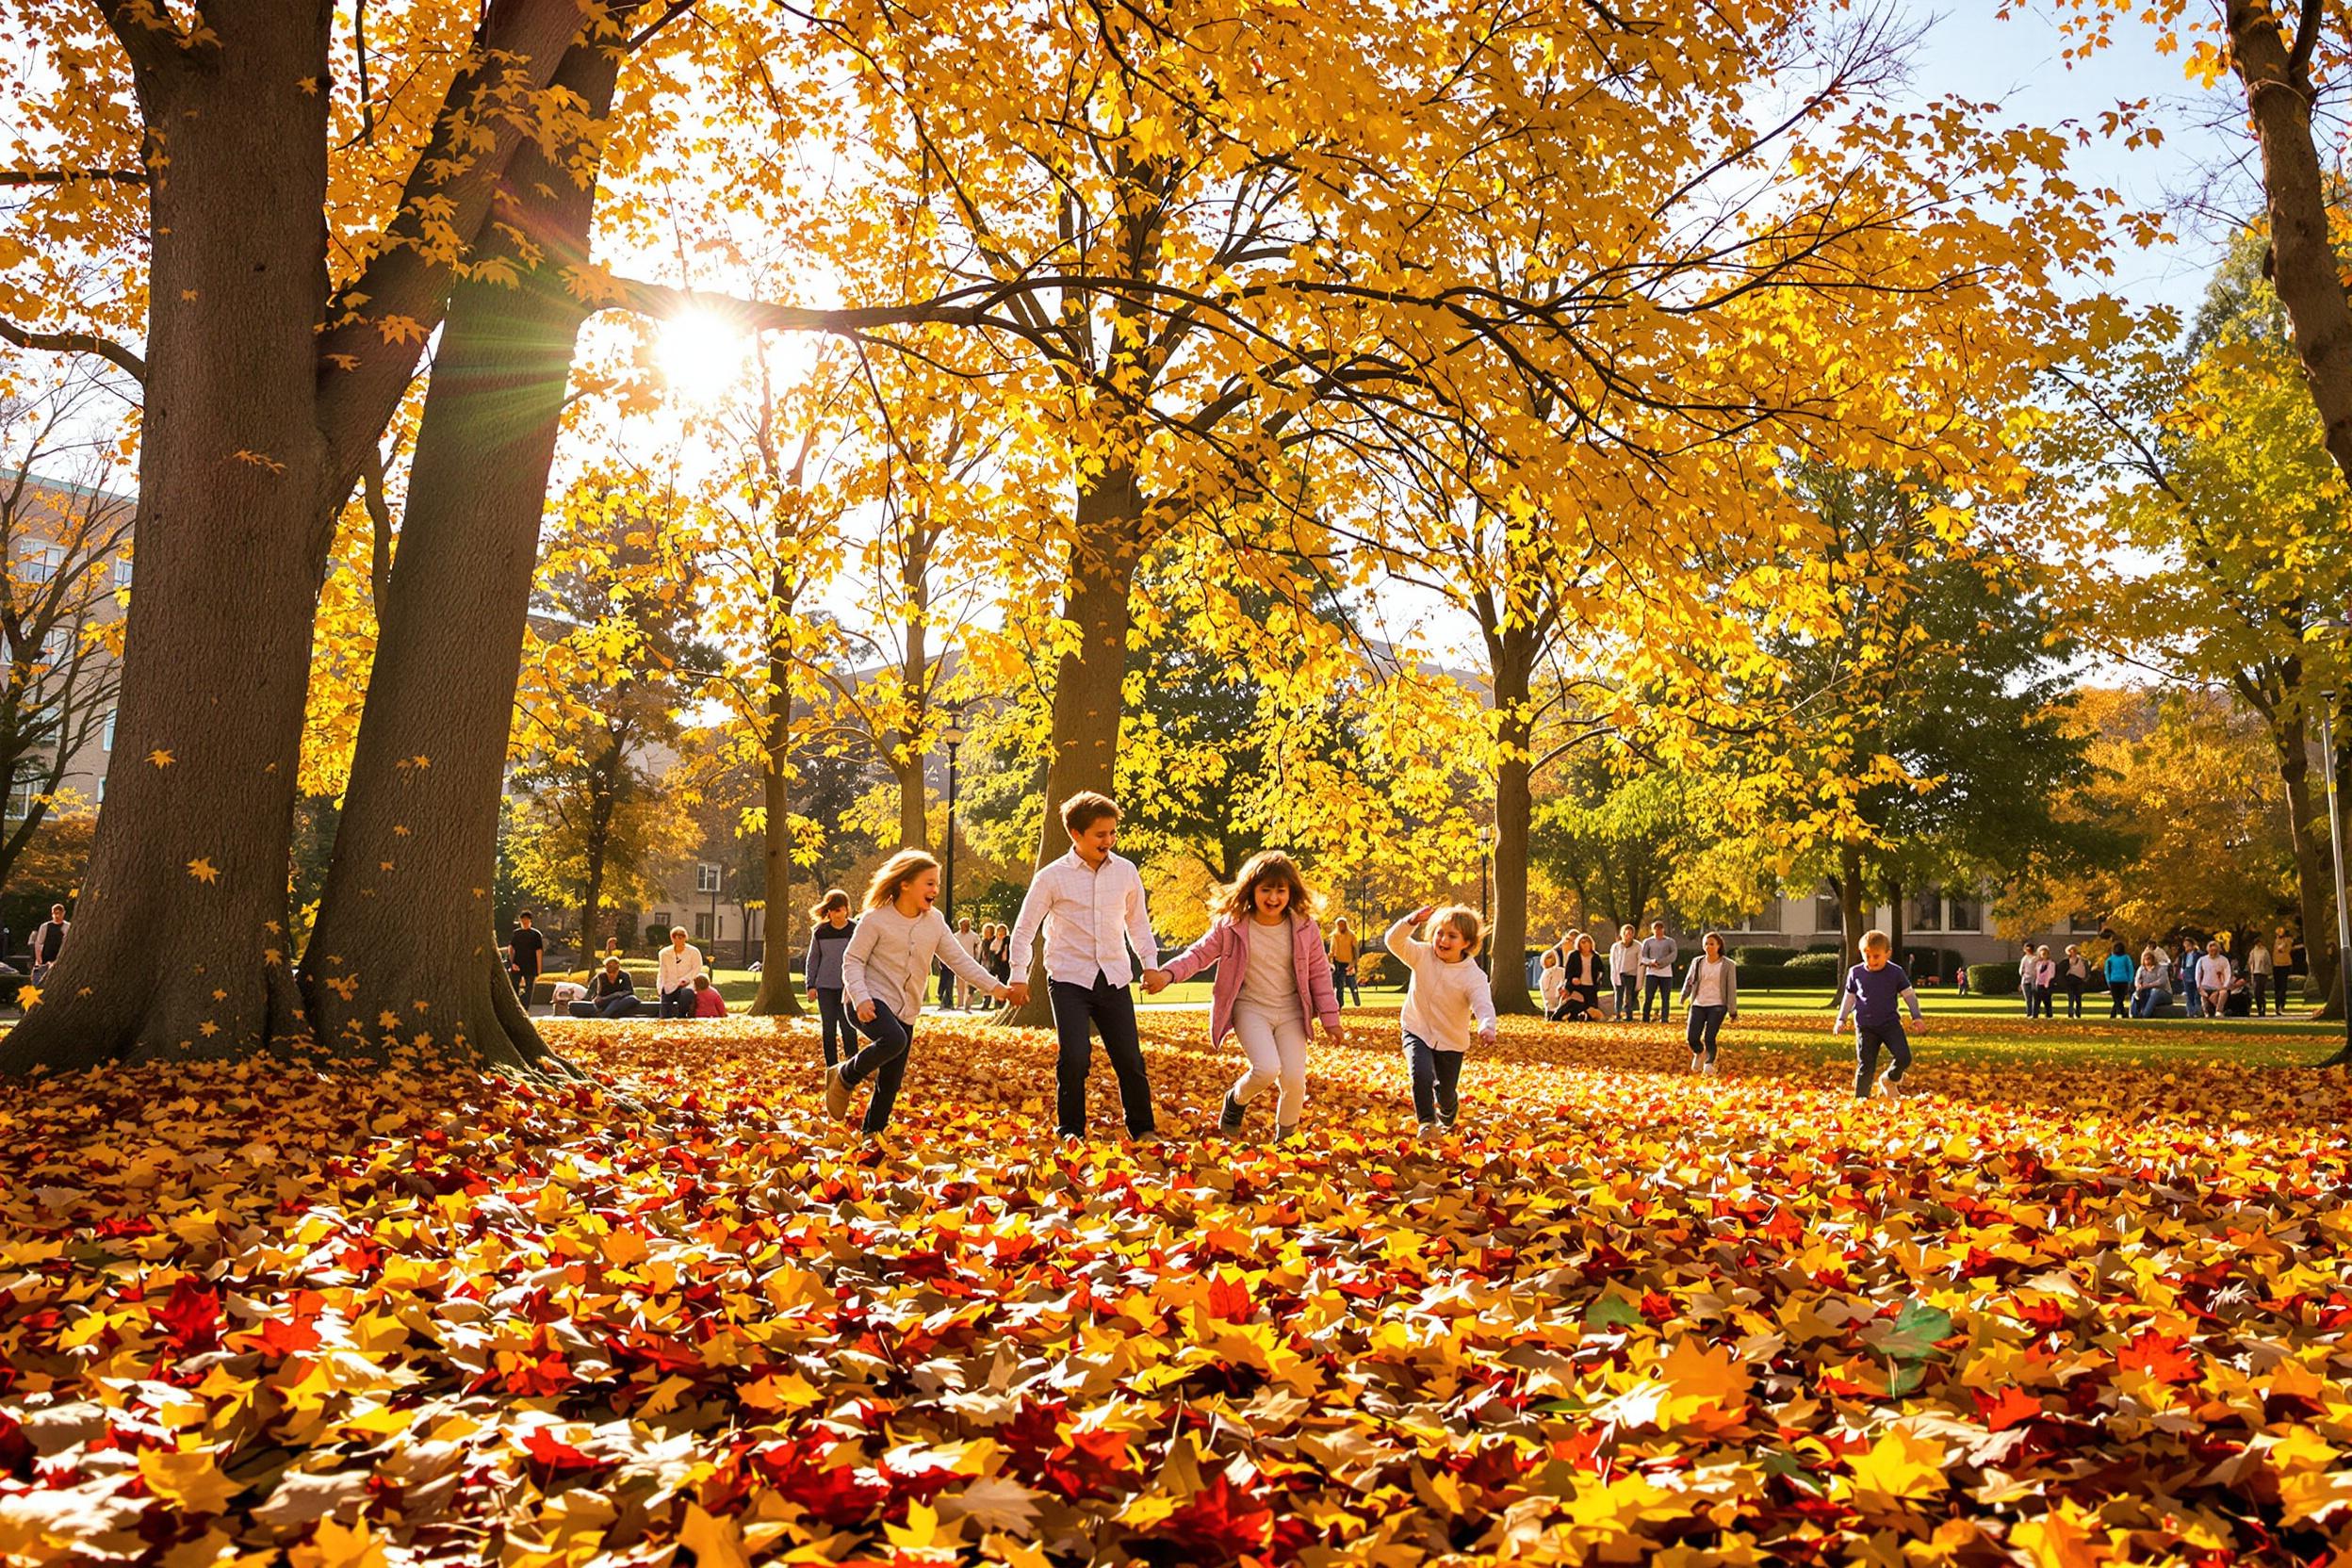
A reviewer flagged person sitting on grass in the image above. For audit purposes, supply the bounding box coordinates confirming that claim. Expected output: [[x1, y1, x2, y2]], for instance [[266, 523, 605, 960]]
[[2197, 939, 2232, 1020], [568, 957, 639, 1019], [1539, 949, 1569, 1021], [2131, 951, 2171, 1018], [691, 972, 727, 1018], [657, 926, 706, 1018], [1832, 928, 1924, 1101]]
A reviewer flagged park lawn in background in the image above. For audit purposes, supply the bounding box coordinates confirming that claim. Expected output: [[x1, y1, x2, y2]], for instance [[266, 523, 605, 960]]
[[2, 1011, 2347, 1563]]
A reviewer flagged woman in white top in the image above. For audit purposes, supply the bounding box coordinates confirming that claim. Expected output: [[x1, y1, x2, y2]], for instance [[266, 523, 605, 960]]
[[825, 850, 1012, 1134], [1678, 933, 1739, 1074], [657, 926, 706, 1018]]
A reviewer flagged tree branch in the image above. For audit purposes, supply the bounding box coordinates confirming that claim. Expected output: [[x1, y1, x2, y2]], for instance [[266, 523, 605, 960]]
[[0, 318, 146, 384], [0, 170, 147, 188]]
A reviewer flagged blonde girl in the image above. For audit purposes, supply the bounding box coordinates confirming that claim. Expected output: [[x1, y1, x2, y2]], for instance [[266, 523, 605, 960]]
[[825, 851, 1011, 1135]]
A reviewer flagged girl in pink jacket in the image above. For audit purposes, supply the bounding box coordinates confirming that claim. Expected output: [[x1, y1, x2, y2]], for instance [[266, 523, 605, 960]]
[[1146, 851, 1346, 1137]]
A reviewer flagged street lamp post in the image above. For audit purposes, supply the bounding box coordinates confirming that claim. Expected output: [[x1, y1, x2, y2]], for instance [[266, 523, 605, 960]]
[[941, 719, 966, 929], [707, 871, 722, 980], [2319, 691, 2351, 1066]]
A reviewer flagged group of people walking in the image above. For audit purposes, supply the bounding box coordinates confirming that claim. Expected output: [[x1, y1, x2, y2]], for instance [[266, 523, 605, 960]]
[[2021, 927, 2301, 1020]]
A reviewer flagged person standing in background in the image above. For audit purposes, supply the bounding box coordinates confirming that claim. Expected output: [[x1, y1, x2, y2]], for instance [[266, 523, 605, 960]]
[[2273, 925, 2296, 1013], [1639, 920, 1677, 1023], [1609, 923, 1642, 1023], [1328, 916, 1364, 1007], [506, 910, 546, 1003], [2245, 938, 2272, 1016], [29, 904, 68, 985]]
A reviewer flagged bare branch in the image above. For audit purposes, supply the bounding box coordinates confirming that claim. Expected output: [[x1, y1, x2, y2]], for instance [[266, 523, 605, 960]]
[[0, 318, 147, 384]]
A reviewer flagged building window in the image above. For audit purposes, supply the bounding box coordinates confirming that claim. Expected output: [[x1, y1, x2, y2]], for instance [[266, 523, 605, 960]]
[[696, 861, 722, 893], [694, 912, 712, 940], [102, 709, 116, 751], [6, 783, 32, 821], [1813, 884, 1842, 934], [1728, 901, 1778, 934], [1907, 886, 1944, 933], [23, 545, 65, 584], [112, 557, 132, 591], [1945, 892, 1982, 933]]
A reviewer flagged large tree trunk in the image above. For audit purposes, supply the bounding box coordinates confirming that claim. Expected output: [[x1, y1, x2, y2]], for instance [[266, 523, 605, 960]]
[[2229, 3, 2352, 487], [2273, 707, 2337, 1013], [752, 645, 804, 1016], [1838, 842, 1867, 968], [1485, 633, 1538, 1013], [300, 36, 627, 1067], [998, 470, 1146, 1028], [0, 3, 583, 1074], [0, 19, 335, 1070], [1886, 875, 1905, 969]]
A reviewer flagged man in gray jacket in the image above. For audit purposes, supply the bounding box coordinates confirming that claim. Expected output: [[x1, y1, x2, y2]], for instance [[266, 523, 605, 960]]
[[1639, 920, 1677, 1023]]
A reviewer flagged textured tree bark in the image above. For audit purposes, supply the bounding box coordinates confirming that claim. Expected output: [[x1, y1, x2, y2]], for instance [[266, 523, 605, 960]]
[[0, 17, 334, 1071], [751, 636, 805, 1018], [1485, 632, 1539, 1014], [0, 1, 583, 1074], [2229, 2, 2352, 488], [998, 469, 1147, 1029], [300, 34, 627, 1068]]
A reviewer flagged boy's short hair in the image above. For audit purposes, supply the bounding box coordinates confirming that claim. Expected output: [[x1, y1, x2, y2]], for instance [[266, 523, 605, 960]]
[[1860, 928, 1892, 954], [1431, 906, 1485, 956], [692, 973, 710, 989], [518, 910, 534, 922], [1061, 791, 1120, 835]]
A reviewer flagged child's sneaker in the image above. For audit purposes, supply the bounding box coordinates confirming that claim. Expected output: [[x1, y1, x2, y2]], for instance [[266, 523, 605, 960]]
[[1218, 1093, 1246, 1135], [824, 1064, 852, 1118], [1415, 1121, 1437, 1141], [1878, 1070, 1903, 1100], [1689, 1053, 1703, 1073]]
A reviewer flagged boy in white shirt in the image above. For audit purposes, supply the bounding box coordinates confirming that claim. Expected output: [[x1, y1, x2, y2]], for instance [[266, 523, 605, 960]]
[[1009, 792, 1162, 1140]]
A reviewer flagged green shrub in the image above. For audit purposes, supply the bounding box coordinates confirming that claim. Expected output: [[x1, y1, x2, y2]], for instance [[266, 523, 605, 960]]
[[1966, 963, 2018, 996], [1783, 949, 1842, 975], [1731, 945, 1798, 966]]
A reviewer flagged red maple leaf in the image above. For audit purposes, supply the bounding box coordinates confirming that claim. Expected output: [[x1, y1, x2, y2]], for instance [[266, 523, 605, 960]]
[[1157, 1472, 1275, 1561], [522, 1427, 607, 1482], [2115, 1331, 2200, 1385], [1975, 1385, 2042, 1431], [152, 1279, 220, 1352]]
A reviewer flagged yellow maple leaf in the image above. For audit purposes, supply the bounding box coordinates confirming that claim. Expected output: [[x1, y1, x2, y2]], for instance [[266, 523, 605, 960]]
[[14, 984, 39, 1009], [138, 1447, 239, 1513], [1658, 1336, 1751, 1407], [678, 1505, 749, 1568], [1844, 1430, 1950, 1502], [187, 858, 219, 883], [149, 749, 173, 767], [292, 1516, 387, 1568], [738, 1370, 822, 1413]]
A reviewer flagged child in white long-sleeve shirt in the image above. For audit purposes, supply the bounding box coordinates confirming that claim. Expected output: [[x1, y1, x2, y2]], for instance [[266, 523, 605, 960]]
[[825, 849, 1012, 1135], [1386, 904, 1498, 1138]]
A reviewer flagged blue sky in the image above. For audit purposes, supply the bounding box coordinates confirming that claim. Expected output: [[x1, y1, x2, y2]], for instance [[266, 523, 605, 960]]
[[1906, 0, 2250, 316]]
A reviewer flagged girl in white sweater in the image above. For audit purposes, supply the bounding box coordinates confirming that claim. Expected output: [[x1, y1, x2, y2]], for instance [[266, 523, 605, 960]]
[[825, 849, 1011, 1135], [1386, 904, 1498, 1138]]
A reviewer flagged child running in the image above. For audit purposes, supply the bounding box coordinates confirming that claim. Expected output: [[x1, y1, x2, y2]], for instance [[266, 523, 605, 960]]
[[1679, 932, 1738, 1073], [805, 889, 858, 1067], [1006, 792, 1163, 1142], [1832, 928, 1924, 1100], [1147, 850, 1345, 1138], [825, 850, 1013, 1135], [1386, 904, 1498, 1138]]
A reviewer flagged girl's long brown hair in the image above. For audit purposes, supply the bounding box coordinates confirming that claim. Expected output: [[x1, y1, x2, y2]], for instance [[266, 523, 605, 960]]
[[1211, 850, 1318, 925], [863, 849, 939, 911]]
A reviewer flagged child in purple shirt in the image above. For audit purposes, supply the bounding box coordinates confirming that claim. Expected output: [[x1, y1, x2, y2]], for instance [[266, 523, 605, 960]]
[[1832, 929, 1925, 1100]]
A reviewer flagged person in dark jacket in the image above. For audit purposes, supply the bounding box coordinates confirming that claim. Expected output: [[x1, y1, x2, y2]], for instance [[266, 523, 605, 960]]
[[805, 889, 858, 1067], [569, 957, 641, 1018]]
